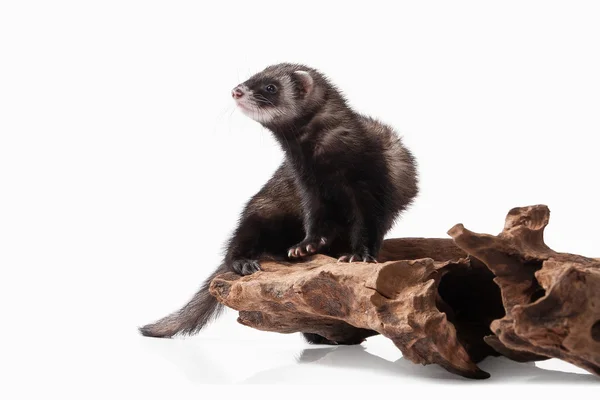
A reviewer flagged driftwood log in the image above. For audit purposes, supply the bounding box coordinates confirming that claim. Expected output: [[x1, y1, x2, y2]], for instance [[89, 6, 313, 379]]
[[209, 205, 600, 379]]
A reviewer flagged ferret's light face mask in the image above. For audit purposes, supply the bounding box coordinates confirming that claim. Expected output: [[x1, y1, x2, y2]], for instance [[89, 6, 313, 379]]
[[232, 70, 313, 124]]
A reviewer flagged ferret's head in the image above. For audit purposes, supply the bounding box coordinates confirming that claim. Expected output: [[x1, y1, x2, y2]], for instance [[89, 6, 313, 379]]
[[232, 63, 320, 125]]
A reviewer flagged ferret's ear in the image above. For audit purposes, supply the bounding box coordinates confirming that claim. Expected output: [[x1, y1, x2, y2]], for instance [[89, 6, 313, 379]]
[[294, 71, 314, 95]]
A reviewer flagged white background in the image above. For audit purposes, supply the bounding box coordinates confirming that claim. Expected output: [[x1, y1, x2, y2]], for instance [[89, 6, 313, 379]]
[[1, 0, 599, 397]]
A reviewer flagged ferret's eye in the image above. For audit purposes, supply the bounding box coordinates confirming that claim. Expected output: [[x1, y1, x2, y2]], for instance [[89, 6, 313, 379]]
[[265, 84, 277, 93]]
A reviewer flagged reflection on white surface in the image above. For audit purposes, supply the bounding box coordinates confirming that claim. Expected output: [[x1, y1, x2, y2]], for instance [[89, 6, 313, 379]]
[[140, 334, 597, 385]]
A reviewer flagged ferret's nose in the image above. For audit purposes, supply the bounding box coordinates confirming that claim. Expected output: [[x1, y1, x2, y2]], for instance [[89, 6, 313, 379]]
[[231, 87, 244, 99]]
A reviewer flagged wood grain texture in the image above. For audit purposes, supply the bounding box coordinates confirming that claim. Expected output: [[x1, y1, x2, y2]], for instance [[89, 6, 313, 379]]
[[449, 205, 600, 376], [209, 206, 600, 379]]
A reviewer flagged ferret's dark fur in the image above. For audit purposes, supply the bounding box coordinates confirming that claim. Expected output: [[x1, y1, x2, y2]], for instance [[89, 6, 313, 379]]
[[140, 63, 418, 343]]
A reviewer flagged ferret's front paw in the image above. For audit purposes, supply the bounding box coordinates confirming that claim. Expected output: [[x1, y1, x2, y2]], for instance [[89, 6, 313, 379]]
[[337, 253, 378, 263], [231, 259, 261, 275], [287, 237, 327, 259]]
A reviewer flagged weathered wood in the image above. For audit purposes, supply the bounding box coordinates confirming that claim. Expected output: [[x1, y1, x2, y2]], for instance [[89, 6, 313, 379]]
[[209, 206, 600, 379], [377, 237, 466, 262], [448, 205, 600, 376], [209, 238, 500, 379]]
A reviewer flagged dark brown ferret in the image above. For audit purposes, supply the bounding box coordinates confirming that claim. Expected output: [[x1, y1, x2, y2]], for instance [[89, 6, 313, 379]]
[[140, 63, 418, 343]]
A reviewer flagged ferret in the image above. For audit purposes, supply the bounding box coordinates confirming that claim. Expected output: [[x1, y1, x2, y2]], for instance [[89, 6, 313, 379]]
[[140, 63, 418, 344]]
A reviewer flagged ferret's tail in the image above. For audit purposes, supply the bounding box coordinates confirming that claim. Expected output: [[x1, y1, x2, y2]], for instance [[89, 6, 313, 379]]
[[139, 264, 228, 338]]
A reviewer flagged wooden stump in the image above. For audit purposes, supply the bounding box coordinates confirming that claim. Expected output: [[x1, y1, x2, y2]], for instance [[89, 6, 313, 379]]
[[209, 205, 600, 379]]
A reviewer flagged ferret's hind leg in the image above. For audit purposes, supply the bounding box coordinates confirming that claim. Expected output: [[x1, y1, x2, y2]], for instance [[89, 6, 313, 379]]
[[337, 214, 382, 263], [226, 211, 304, 275], [225, 165, 304, 275], [336, 187, 397, 263]]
